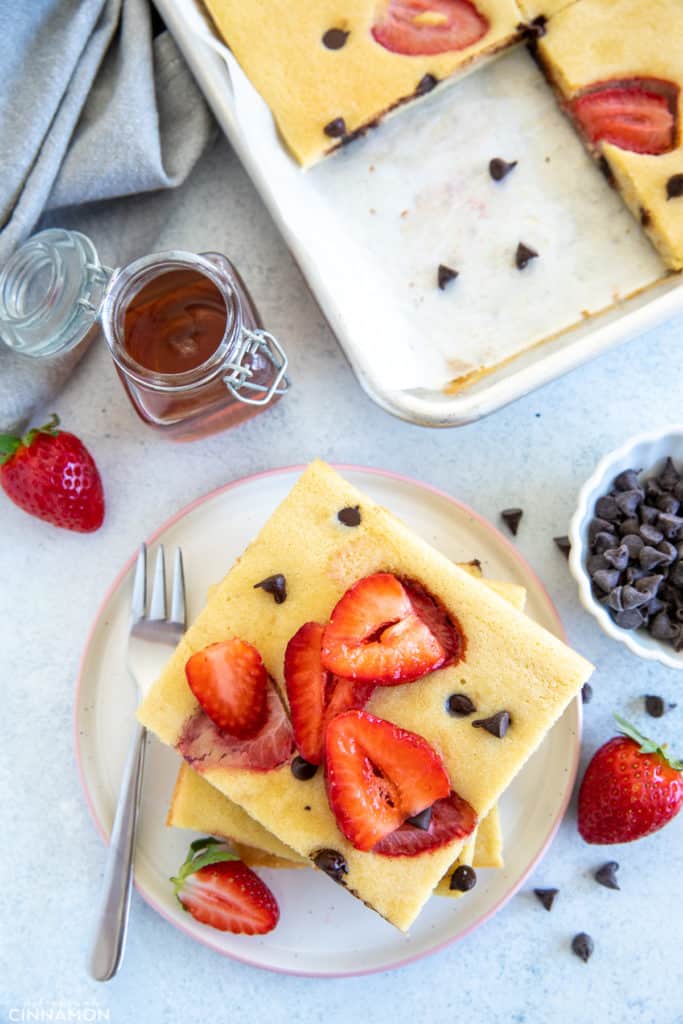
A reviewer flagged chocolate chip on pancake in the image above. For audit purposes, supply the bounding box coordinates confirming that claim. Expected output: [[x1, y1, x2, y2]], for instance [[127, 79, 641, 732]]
[[254, 573, 287, 604], [472, 710, 511, 738], [322, 28, 349, 50], [324, 117, 346, 139]]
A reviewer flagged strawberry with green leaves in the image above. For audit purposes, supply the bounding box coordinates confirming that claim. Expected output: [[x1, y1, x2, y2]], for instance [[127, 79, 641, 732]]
[[0, 414, 104, 532], [578, 715, 683, 844], [171, 838, 279, 935]]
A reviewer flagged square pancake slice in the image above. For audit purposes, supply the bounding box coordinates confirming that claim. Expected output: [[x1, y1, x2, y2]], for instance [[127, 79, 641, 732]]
[[169, 762, 503, 890], [138, 460, 592, 931], [202, 0, 526, 167], [166, 565, 518, 894], [537, 0, 683, 269]]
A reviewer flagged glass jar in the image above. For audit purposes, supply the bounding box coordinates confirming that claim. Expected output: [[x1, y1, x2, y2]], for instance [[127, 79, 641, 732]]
[[0, 228, 288, 441]]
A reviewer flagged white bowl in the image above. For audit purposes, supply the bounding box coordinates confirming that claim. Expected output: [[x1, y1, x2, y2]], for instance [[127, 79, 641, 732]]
[[569, 427, 683, 670]]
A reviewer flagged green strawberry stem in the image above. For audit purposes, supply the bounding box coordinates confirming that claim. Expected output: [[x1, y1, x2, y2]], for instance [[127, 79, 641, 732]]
[[0, 413, 60, 465], [614, 713, 683, 771], [170, 836, 239, 898]]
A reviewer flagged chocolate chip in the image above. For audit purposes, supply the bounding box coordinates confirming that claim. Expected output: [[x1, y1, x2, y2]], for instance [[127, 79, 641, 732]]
[[621, 585, 650, 610], [324, 117, 346, 139], [534, 887, 558, 910], [657, 541, 678, 565], [313, 849, 348, 884], [640, 524, 664, 546], [501, 508, 523, 535], [593, 531, 618, 554], [657, 494, 680, 515], [639, 504, 659, 525], [337, 505, 361, 527], [304, 805, 311, 811], [657, 512, 683, 539], [670, 561, 683, 587], [322, 27, 349, 49], [635, 574, 664, 598], [675, 482, 683, 503], [587, 554, 609, 574], [572, 933, 594, 963], [595, 861, 620, 890], [446, 693, 476, 717], [646, 478, 664, 502], [659, 456, 681, 490], [614, 468, 641, 491], [606, 587, 624, 612], [639, 546, 669, 571], [554, 535, 571, 557], [515, 242, 538, 269], [581, 682, 593, 704], [254, 573, 287, 604], [622, 533, 644, 558], [473, 710, 510, 738], [619, 518, 641, 537], [291, 755, 318, 780], [650, 611, 678, 640], [438, 264, 459, 290], [589, 517, 612, 543], [666, 175, 683, 200], [615, 489, 642, 517], [415, 73, 438, 96], [640, 207, 651, 227], [644, 694, 666, 717], [592, 568, 620, 592], [603, 544, 629, 571], [406, 807, 432, 830], [595, 495, 620, 521], [645, 596, 666, 617], [625, 565, 647, 584], [489, 157, 517, 181], [613, 608, 644, 629], [449, 865, 477, 892], [528, 14, 548, 37]]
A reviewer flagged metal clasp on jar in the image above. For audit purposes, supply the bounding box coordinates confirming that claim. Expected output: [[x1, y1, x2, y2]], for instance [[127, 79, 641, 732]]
[[223, 326, 289, 406]]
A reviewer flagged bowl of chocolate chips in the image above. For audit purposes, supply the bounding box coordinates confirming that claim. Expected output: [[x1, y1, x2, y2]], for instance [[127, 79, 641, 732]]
[[569, 428, 683, 669]]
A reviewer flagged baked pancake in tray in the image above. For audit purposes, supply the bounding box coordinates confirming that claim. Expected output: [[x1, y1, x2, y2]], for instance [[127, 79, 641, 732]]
[[538, 0, 683, 269], [202, 0, 526, 167]]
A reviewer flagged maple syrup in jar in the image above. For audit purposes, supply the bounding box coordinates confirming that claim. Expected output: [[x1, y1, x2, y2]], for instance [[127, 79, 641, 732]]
[[100, 251, 287, 440]]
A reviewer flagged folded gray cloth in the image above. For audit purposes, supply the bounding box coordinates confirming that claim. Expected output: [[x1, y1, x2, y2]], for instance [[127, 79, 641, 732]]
[[0, 0, 215, 432]]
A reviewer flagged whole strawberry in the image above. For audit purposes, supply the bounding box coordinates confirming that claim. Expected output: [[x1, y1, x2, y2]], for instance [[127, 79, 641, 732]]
[[171, 837, 279, 935], [0, 414, 104, 532], [578, 715, 683, 844]]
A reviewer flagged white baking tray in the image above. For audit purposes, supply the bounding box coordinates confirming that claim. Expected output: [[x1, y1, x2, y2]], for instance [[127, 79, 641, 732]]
[[155, 0, 683, 427]]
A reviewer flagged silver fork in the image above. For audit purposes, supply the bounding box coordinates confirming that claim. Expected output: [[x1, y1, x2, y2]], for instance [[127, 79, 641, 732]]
[[88, 543, 186, 982]]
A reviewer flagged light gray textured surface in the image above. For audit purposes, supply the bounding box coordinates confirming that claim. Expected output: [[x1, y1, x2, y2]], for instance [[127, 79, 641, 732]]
[[1, 132, 682, 1024]]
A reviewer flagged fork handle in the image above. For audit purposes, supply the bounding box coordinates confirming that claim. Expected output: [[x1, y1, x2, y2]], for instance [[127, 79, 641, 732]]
[[88, 720, 147, 982]]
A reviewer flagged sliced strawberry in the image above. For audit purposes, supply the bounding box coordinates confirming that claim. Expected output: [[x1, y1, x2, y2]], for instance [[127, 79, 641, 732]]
[[325, 710, 451, 851], [285, 621, 374, 764], [178, 683, 294, 772], [372, 791, 477, 856], [325, 676, 376, 721], [402, 577, 465, 667], [321, 573, 447, 684], [172, 838, 279, 934], [371, 0, 488, 56], [569, 79, 678, 156], [185, 639, 268, 739]]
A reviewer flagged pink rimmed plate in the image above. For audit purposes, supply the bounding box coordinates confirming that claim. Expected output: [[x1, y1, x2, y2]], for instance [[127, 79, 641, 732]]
[[75, 465, 581, 977]]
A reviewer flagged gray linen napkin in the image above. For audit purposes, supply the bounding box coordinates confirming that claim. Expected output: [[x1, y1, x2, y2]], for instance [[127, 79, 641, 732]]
[[0, 0, 215, 432]]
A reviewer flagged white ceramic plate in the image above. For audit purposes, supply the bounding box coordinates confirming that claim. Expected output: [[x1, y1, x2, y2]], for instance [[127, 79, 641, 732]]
[[75, 466, 581, 976]]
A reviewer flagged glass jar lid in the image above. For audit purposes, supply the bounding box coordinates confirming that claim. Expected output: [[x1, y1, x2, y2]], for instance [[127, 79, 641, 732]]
[[0, 228, 110, 358]]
